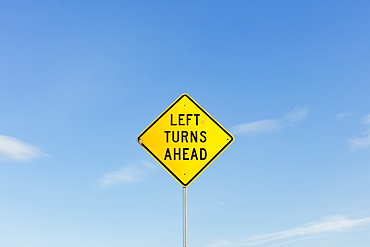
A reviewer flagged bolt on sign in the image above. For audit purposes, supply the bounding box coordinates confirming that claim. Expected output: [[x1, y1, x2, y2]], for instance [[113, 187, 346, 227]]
[[137, 93, 234, 187]]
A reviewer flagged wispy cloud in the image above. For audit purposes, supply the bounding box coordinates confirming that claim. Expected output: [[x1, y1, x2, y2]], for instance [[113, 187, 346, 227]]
[[335, 112, 354, 120], [100, 160, 156, 188], [348, 114, 370, 151], [212, 201, 233, 211], [231, 107, 309, 136], [268, 237, 312, 247], [0, 135, 44, 162], [207, 215, 370, 247]]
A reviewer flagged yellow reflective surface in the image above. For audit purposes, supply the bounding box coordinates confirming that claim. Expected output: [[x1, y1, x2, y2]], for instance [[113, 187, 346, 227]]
[[138, 94, 234, 187]]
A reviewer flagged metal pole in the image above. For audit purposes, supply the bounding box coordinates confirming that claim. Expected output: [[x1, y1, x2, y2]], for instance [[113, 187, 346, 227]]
[[183, 187, 187, 247]]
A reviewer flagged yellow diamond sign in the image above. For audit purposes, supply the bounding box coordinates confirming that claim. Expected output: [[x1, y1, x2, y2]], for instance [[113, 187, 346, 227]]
[[137, 93, 234, 187]]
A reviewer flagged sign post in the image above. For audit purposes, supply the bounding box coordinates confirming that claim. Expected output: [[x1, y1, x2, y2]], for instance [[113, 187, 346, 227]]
[[183, 187, 187, 247], [138, 93, 234, 246]]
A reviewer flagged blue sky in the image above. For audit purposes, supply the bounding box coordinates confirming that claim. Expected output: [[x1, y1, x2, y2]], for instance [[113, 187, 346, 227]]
[[1, 1, 370, 246]]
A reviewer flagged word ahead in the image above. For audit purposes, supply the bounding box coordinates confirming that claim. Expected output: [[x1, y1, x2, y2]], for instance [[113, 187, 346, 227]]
[[137, 93, 234, 187]]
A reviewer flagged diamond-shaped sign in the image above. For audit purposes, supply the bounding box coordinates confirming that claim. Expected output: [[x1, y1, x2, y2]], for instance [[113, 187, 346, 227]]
[[137, 93, 234, 187]]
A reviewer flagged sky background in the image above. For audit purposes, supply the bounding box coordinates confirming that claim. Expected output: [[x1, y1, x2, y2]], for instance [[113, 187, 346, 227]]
[[1, 1, 370, 247]]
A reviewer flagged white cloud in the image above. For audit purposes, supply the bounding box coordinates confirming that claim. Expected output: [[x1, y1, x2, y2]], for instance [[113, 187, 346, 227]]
[[268, 237, 312, 247], [213, 201, 233, 211], [208, 241, 234, 247], [231, 107, 309, 136], [335, 112, 354, 120], [362, 114, 370, 124], [207, 215, 370, 247], [231, 119, 281, 136], [282, 107, 309, 123], [348, 114, 370, 151], [348, 133, 370, 151], [100, 160, 156, 188], [0, 135, 44, 161]]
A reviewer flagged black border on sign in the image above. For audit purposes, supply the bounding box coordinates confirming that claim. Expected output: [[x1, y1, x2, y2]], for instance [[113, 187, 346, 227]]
[[137, 94, 234, 187]]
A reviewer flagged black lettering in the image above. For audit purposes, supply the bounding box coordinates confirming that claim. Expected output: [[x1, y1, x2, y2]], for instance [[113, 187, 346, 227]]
[[170, 114, 177, 125], [183, 148, 189, 160], [194, 114, 200, 125], [164, 131, 170, 142], [181, 131, 189, 142], [200, 131, 207, 142], [164, 148, 171, 160], [172, 131, 180, 143], [190, 131, 197, 142], [178, 114, 185, 125], [174, 148, 181, 160], [200, 148, 207, 160], [191, 148, 198, 160], [186, 114, 192, 125]]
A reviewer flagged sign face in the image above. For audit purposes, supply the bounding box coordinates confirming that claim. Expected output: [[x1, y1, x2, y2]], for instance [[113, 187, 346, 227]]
[[137, 93, 234, 187]]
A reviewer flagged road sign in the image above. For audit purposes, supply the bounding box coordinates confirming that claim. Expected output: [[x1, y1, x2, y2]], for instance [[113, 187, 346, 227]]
[[137, 93, 234, 187]]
